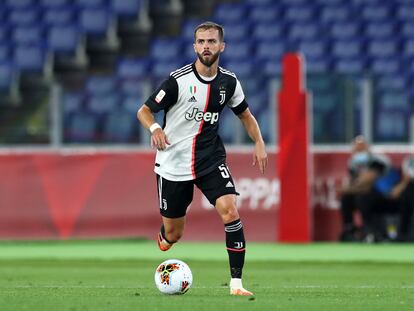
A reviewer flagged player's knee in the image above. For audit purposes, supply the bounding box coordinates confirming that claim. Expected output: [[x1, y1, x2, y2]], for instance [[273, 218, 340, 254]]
[[221, 206, 240, 224]]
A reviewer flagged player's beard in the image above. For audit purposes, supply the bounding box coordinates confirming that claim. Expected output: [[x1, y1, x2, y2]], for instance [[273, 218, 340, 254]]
[[197, 50, 220, 67]]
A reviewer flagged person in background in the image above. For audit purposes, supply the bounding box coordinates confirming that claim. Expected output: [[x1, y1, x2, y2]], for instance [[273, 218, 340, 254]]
[[338, 136, 400, 242], [396, 155, 414, 242]]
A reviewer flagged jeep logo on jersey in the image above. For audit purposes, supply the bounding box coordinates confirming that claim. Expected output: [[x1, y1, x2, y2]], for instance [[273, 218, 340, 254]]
[[185, 108, 219, 124]]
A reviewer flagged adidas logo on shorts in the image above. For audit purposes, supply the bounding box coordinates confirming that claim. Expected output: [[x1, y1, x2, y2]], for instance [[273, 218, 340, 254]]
[[225, 181, 234, 188]]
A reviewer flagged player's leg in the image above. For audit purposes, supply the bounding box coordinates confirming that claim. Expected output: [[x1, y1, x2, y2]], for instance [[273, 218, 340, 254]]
[[196, 163, 253, 296], [158, 216, 185, 251], [156, 175, 193, 251], [215, 195, 253, 296], [339, 193, 358, 241]]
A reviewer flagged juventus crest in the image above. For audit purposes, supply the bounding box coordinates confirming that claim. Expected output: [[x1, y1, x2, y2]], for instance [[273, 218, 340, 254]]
[[219, 90, 226, 105]]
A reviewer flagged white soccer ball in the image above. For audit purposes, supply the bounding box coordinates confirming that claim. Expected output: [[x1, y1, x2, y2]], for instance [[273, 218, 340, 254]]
[[154, 259, 193, 295]]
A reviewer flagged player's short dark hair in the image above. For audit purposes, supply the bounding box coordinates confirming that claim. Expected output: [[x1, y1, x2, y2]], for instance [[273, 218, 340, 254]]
[[194, 21, 224, 42]]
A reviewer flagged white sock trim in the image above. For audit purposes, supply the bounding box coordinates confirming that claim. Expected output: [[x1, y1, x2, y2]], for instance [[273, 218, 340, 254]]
[[230, 278, 243, 289]]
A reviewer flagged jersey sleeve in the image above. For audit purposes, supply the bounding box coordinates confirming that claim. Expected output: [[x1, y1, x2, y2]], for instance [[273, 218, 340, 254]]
[[227, 79, 248, 115], [144, 76, 178, 113]]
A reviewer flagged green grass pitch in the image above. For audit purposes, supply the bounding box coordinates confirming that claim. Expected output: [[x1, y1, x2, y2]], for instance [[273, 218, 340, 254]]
[[0, 240, 413, 311]]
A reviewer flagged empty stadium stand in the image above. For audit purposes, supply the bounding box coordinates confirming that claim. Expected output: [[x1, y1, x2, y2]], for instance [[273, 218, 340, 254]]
[[0, 0, 413, 144]]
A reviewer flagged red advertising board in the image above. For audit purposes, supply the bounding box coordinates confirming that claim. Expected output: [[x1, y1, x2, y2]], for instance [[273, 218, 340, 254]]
[[0, 149, 410, 241]]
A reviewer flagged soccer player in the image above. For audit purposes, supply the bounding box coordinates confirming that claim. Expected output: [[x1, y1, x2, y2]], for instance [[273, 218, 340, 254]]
[[137, 22, 267, 296]]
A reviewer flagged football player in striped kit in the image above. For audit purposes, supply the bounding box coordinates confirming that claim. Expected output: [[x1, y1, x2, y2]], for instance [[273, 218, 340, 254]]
[[138, 22, 267, 296]]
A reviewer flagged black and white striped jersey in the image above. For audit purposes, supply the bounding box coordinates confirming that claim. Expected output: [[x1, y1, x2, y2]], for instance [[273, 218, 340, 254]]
[[144, 62, 248, 181]]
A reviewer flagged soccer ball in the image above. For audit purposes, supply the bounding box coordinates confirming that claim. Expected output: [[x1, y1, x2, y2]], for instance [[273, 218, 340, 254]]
[[154, 259, 193, 295]]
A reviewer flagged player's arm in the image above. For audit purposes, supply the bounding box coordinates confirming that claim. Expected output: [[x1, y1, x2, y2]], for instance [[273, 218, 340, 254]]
[[237, 108, 268, 174], [137, 104, 170, 151], [137, 76, 178, 151]]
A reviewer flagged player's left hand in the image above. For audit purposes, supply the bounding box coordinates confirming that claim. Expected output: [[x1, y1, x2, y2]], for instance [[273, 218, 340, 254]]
[[253, 140, 267, 174]]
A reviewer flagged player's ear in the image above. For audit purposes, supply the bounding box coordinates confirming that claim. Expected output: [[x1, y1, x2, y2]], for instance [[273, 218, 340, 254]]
[[220, 41, 225, 53], [193, 42, 197, 53]]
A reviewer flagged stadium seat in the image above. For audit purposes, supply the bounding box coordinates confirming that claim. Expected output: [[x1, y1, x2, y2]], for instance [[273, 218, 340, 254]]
[[364, 21, 396, 39], [220, 41, 251, 63], [284, 6, 315, 22], [181, 19, 204, 42], [13, 45, 47, 72], [0, 27, 8, 42], [255, 41, 286, 61], [280, 0, 309, 6], [367, 39, 398, 58], [218, 23, 250, 42], [42, 8, 75, 26], [121, 95, 141, 113], [39, 0, 70, 8], [361, 5, 390, 21], [306, 59, 330, 73], [110, 0, 141, 17], [396, 5, 414, 21], [0, 44, 9, 61], [150, 38, 183, 61], [379, 92, 410, 111], [102, 109, 136, 142], [401, 21, 414, 38], [243, 0, 275, 6], [252, 23, 284, 42], [75, 0, 106, 8], [0, 62, 15, 90], [288, 23, 319, 41], [334, 58, 365, 75], [119, 79, 147, 97], [5, 0, 34, 9], [222, 59, 254, 78], [86, 75, 117, 95], [87, 94, 120, 115], [375, 75, 407, 92], [317, 0, 346, 4], [297, 40, 327, 59], [370, 59, 400, 75], [151, 60, 186, 79], [261, 59, 282, 76], [62, 91, 84, 114], [117, 58, 150, 79], [403, 39, 414, 57], [214, 3, 247, 24], [330, 22, 360, 39], [218, 108, 237, 143], [248, 5, 280, 23], [332, 40, 363, 58], [240, 76, 266, 96], [65, 111, 99, 142], [375, 111, 408, 142], [79, 8, 111, 36], [11, 26, 43, 45], [7, 8, 40, 26], [320, 6, 350, 23], [47, 25, 79, 53]]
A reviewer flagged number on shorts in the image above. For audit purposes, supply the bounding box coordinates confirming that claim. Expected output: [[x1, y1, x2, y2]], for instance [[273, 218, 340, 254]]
[[218, 164, 230, 178]]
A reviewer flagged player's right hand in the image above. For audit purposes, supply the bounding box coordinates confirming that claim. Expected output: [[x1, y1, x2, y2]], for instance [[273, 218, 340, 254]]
[[151, 128, 170, 151]]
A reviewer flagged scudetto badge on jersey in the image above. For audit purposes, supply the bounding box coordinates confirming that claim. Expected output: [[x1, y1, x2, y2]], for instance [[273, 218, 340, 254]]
[[155, 89, 166, 103]]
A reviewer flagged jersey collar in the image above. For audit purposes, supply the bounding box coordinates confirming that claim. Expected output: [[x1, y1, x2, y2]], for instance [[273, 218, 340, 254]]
[[192, 62, 220, 84]]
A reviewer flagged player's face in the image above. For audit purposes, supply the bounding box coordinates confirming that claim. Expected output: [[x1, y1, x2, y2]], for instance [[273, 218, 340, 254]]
[[194, 28, 225, 67]]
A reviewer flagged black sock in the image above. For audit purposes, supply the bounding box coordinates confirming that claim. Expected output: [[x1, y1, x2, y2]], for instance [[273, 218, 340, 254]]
[[160, 224, 172, 244], [225, 219, 246, 279]]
